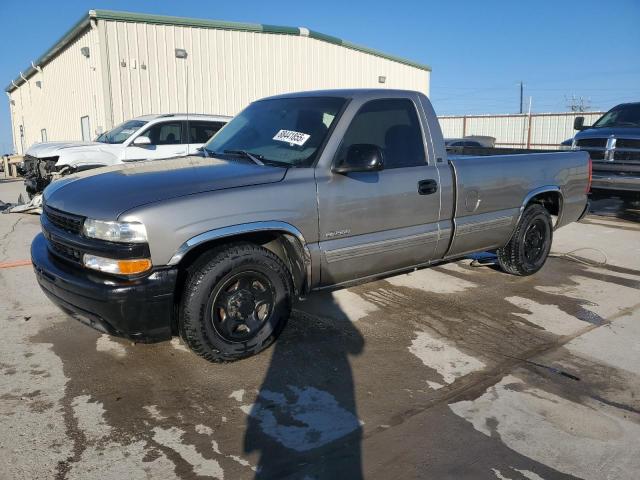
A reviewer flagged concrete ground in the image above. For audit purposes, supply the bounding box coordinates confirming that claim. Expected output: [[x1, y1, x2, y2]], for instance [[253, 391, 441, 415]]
[[1, 178, 639, 480]]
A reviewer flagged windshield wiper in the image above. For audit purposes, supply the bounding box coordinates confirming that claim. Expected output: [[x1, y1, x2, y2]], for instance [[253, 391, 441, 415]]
[[223, 149, 265, 166]]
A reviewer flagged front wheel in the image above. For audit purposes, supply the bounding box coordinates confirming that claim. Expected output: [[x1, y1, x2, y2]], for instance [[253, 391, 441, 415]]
[[496, 204, 553, 276], [179, 243, 293, 362]]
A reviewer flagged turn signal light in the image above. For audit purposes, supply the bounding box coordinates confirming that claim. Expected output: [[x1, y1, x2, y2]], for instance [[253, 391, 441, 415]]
[[83, 254, 152, 275], [117, 259, 153, 275]]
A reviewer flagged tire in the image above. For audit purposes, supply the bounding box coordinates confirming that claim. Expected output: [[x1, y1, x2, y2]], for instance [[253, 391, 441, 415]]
[[179, 243, 293, 362], [496, 204, 553, 276]]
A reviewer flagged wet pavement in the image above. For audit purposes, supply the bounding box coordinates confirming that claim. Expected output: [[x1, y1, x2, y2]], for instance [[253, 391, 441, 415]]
[[1, 178, 639, 479]]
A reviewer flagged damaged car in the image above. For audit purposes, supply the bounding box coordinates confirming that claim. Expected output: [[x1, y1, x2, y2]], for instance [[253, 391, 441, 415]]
[[21, 113, 230, 199]]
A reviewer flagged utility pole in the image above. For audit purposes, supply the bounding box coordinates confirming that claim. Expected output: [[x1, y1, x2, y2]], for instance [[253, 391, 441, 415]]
[[519, 81, 524, 114]]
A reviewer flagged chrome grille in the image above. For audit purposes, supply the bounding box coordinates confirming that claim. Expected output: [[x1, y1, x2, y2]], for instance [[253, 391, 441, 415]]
[[575, 137, 640, 164]]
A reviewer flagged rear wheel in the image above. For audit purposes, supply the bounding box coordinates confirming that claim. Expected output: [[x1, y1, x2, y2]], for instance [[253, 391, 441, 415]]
[[179, 243, 293, 362], [497, 204, 553, 276]]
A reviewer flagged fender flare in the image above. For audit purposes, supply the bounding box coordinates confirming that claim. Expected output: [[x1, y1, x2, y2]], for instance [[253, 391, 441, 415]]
[[505, 186, 564, 243], [167, 221, 312, 292]]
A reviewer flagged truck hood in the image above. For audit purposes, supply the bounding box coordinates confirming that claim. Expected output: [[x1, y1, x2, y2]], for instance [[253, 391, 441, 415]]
[[43, 156, 288, 219], [575, 127, 640, 140], [26, 141, 103, 158]]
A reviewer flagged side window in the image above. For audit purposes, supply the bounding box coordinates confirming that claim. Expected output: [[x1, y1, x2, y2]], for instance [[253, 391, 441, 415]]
[[143, 122, 183, 145], [186, 121, 226, 143], [336, 98, 426, 169]]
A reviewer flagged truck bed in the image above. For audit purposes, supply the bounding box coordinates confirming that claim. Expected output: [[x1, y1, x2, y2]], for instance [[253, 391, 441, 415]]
[[444, 150, 590, 257], [447, 146, 563, 157]]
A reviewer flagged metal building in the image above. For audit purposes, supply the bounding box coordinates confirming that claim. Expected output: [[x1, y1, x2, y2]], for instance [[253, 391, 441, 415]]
[[5, 9, 431, 154], [438, 111, 604, 149]]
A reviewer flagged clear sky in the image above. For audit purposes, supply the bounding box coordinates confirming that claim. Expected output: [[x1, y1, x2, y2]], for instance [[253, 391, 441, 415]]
[[1, 0, 639, 153]]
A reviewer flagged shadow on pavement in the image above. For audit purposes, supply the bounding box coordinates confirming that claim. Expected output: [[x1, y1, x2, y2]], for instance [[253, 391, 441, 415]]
[[243, 292, 365, 479], [589, 194, 640, 223]]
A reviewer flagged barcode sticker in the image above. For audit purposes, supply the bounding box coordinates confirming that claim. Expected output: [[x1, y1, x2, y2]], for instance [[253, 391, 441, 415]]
[[272, 129, 311, 146]]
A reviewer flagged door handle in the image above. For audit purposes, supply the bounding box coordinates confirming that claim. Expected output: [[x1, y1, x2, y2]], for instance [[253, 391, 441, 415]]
[[418, 179, 438, 195]]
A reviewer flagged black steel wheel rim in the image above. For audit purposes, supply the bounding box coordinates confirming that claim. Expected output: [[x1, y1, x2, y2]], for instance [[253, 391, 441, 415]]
[[210, 270, 275, 342], [523, 219, 547, 263]]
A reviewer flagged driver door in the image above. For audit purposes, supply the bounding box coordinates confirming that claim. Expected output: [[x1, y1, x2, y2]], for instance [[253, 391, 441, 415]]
[[317, 97, 443, 286]]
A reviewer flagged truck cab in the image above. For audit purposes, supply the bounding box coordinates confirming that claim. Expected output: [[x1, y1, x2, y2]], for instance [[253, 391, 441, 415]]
[[573, 102, 640, 202]]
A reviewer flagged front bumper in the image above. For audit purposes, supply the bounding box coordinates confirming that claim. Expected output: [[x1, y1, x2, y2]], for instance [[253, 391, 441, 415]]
[[591, 172, 640, 193], [31, 233, 178, 343]]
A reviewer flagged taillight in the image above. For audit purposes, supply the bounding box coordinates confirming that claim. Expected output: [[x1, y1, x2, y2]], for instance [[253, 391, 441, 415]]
[[586, 156, 592, 193]]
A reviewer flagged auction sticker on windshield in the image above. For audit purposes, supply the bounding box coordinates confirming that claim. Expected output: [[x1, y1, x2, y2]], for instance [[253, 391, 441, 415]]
[[273, 129, 310, 146]]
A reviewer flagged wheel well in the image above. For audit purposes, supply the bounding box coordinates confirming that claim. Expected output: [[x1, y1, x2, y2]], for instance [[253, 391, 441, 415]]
[[171, 231, 307, 333], [526, 190, 562, 226]]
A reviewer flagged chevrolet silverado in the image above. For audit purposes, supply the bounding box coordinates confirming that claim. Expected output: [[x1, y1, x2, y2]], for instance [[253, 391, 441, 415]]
[[31, 89, 591, 362]]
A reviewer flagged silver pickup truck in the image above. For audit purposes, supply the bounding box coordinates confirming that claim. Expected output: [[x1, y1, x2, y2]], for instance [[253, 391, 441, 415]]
[[31, 89, 591, 362]]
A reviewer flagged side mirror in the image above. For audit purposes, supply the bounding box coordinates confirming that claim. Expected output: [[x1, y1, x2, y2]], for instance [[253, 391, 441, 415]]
[[333, 144, 384, 174], [573, 116, 586, 131], [132, 136, 152, 146]]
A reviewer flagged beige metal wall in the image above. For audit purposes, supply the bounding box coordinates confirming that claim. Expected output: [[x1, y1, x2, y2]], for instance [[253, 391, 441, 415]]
[[438, 112, 604, 149], [8, 24, 107, 154], [7, 17, 429, 154], [101, 20, 430, 126]]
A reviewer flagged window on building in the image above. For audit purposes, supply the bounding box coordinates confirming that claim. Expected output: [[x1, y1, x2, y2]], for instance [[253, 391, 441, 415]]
[[80, 116, 91, 142], [186, 121, 226, 144], [143, 122, 183, 145], [335, 99, 426, 169], [41, 129, 48, 142]]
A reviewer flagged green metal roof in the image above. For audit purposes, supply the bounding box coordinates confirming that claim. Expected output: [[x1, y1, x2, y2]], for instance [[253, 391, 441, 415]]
[[6, 9, 430, 93]]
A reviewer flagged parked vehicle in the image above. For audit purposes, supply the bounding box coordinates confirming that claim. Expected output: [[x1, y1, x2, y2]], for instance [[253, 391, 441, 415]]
[[572, 102, 640, 202], [21, 113, 230, 198], [445, 135, 496, 148], [32, 89, 591, 362], [445, 139, 484, 148]]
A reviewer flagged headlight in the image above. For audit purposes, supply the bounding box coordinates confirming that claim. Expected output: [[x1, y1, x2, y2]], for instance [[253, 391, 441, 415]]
[[83, 219, 147, 243], [83, 254, 152, 275]]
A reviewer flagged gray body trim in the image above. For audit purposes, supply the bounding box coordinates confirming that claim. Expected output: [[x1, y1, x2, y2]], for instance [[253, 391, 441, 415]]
[[324, 231, 439, 264], [455, 215, 513, 236]]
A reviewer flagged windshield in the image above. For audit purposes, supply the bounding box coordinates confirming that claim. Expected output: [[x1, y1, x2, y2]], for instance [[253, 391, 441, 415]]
[[96, 120, 148, 144], [204, 97, 346, 167], [592, 104, 640, 128]]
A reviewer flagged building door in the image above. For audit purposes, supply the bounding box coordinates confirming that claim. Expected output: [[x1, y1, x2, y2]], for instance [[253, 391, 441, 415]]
[[81, 116, 91, 141]]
